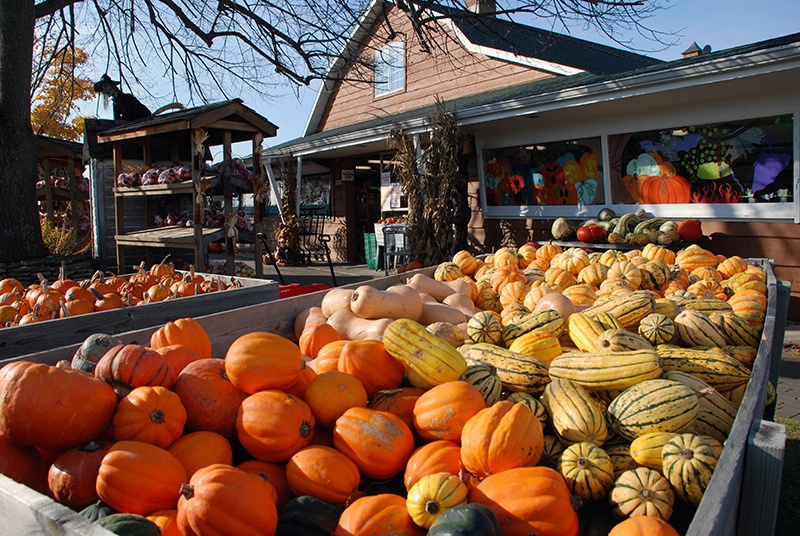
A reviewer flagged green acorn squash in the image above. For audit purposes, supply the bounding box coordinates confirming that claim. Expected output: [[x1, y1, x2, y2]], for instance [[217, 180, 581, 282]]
[[96, 513, 161, 536], [427, 503, 503, 536], [276, 495, 343, 536], [79, 501, 116, 522]]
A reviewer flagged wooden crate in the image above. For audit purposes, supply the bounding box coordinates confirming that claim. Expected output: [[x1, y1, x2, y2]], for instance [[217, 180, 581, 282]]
[[0, 265, 789, 535], [0, 272, 279, 361]]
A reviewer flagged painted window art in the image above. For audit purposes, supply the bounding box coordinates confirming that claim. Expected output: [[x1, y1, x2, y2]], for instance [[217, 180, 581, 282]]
[[482, 138, 604, 207], [612, 114, 794, 204]]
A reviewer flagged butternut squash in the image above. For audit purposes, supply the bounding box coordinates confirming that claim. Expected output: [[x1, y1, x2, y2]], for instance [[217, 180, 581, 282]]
[[326, 308, 393, 341], [418, 301, 468, 326], [443, 278, 473, 297], [350, 284, 423, 321], [321, 288, 354, 317], [294, 306, 327, 340], [443, 292, 476, 317], [407, 273, 456, 302]]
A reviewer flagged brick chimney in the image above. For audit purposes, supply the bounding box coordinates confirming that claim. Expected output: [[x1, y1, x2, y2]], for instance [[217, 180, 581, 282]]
[[466, 0, 496, 16]]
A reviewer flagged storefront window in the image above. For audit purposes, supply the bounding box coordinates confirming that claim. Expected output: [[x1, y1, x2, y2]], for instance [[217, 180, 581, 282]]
[[610, 115, 794, 205], [300, 173, 331, 215], [482, 138, 604, 208]]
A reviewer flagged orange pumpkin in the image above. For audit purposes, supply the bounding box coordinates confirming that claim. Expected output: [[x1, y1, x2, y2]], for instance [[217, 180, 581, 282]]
[[283, 361, 317, 400], [167, 431, 233, 480], [177, 463, 278, 536], [299, 322, 341, 359], [608, 516, 679, 536], [155, 344, 206, 375], [94, 344, 176, 398], [150, 317, 212, 359], [368, 387, 426, 430], [0, 432, 50, 495], [461, 400, 544, 479], [225, 332, 303, 393], [639, 174, 691, 204], [59, 297, 95, 318], [404, 440, 463, 491], [336, 493, 424, 536], [172, 358, 249, 440], [97, 440, 188, 515], [0, 278, 24, 296], [412, 381, 486, 442], [112, 386, 187, 448], [237, 390, 315, 462], [91, 290, 125, 312], [286, 445, 361, 505], [313, 340, 349, 373], [470, 466, 579, 536], [304, 370, 368, 429], [47, 441, 110, 510], [147, 509, 180, 536], [337, 340, 405, 397], [333, 407, 415, 480], [237, 459, 294, 509], [0, 361, 117, 451]]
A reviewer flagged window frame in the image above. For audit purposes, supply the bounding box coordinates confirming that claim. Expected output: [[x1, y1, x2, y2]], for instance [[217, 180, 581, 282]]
[[374, 40, 405, 98]]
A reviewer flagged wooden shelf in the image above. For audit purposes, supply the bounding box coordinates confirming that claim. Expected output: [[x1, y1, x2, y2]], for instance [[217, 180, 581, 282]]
[[547, 240, 689, 251], [115, 226, 224, 248], [113, 181, 198, 196], [37, 188, 89, 201]]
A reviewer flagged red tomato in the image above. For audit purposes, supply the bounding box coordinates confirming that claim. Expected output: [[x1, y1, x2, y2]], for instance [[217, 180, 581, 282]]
[[576, 225, 607, 243]]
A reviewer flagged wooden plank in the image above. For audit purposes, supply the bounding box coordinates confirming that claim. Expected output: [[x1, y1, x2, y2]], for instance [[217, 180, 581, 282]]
[[737, 419, 786, 536], [114, 227, 225, 248], [113, 182, 196, 196]]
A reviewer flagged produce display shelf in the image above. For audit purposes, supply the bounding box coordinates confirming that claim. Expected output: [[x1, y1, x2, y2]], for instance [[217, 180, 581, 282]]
[[0, 263, 790, 535], [0, 271, 279, 362], [546, 240, 690, 251], [114, 226, 225, 248]]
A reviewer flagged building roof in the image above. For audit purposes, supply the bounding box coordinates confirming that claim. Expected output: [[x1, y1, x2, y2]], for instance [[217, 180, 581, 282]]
[[269, 31, 800, 159], [37, 135, 84, 159]]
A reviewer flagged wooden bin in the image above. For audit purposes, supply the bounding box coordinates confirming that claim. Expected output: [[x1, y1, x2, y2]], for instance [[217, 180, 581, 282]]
[[0, 272, 279, 361], [0, 264, 790, 535]]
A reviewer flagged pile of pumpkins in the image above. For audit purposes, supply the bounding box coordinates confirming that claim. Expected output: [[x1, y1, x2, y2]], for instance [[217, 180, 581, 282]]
[[0, 258, 244, 328], [0, 239, 769, 535]]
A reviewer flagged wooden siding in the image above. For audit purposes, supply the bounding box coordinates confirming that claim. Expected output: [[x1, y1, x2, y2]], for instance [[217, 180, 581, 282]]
[[317, 6, 553, 133]]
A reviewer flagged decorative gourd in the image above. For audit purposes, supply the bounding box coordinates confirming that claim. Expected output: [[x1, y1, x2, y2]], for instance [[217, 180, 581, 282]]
[[452, 250, 479, 276], [595, 329, 653, 353], [427, 503, 503, 536], [491, 266, 528, 294], [336, 494, 425, 536], [150, 317, 212, 359], [368, 387, 425, 431], [94, 344, 176, 398], [508, 331, 562, 364], [96, 440, 188, 515], [548, 350, 662, 392], [537, 434, 566, 470], [710, 311, 761, 348], [663, 370, 737, 443], [298, 322, 341, 359], [337, 340, 405, 397], [427, 322, 466, 348], [460, 343, 551, 395], [656, 347, 751, 391], [276, 495, 343, 536], [333, 407, 415, 480], [383, 318, 467, 387], [71, 333, 123, 374], [460, 400, 544, 478], [629, 432, 678, 471], [544, 266, 577, 290], [608, 514, 680, 536], [470, 466, 579, 536], [112, 386, 187, 448], [435, 262, 464, 282], [0, 361, 117, 451], [582, 290, 655, 329], [498, 281, 529, 308], [500, 309, 564, 347], [474, 286, 502, 313], [171, 358, 249, 439], [541, 378, 609, 446], [237, 390, 315, 463], [225, 332, 303, 393], [177, 464, 278, 536], [304, 370, 368, 429], [606, 261, 643, 290], [79, 501, 117, 522], [286, 445, 361, 505], [558, 441, 615, 502], [606, 379, 699, 441], [567, 312, 607, 353], [96, 513, 161, 536], [404, 440, 463, 491], [167, 431, 233, 480], [562, 283, 598, 306], [412, 380, 487, 442], [406, 472, 468, 529], [605, 443, 640, 479], [460, 363, 503, 406], [638, 313, 675, 346], [505, 392, 548, 426], [662, 433, 723, 506]]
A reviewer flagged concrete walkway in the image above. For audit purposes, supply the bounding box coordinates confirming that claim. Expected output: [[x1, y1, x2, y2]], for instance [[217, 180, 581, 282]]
[[776, 322, 800, 420]]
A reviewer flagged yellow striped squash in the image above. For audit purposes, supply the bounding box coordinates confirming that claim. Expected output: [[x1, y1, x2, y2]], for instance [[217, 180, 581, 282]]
[[466, 310, 504, 345], [506, 392, 548, 426], [609, 467, 675, 521], [629, 432, 679, 471], [548, 349, 662, 391], [719, 383, 746, 409], [673, 309, 727, 348], [383, 318, 467, 386], [710, 311, 761, 348], [656, 346, 750, 390], [541, 378, 609, 446], [595, 329, 654, 353], [606, 379, 699, 441], [582, 290, 655, 329], [507, 331, 562, 364], [674, 298, 733, 316], [662, 433, 723, 506], [638, 313, 676, 346], [538, 434, 566, 470], [722, 345, 757, 370], [605, 443, 639, 479], [664, 370, 737, 443], [593, 312, 625, 331], [653, 298, 681, 320], [460, 363, 503, 406], [500, 309, 564, 347], [567, 312, 606, 353], [460, 343, 551, 395], [558, 442, 615, 502]]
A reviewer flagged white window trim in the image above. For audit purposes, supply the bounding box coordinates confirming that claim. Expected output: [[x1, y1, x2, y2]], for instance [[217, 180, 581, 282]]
[[374, 41, 405, 98], [477, 111, 800, 222]]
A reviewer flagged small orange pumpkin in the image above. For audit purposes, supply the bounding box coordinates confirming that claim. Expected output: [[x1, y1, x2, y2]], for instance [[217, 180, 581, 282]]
[[412, 381, 486, 442], [150, 317, 212, 359], [147, 509, 180, 536], [47, 441, 111, 510], [337, 340, 405, 397], [167, 431, 233, 480], [94, 344, 177, 398], [112, 386, 188, 448], [237, 459, 294, 509], [155, 344, 206, 375], [336, 494, 425, 536], [237, 390, 315, 463], [298, 322, 341, 358], [368, 387, 425, 430], [304, 370, 368, 429], [225, 332, 303, 393], [286, 445, 361, 505], [608, 516, 680, 536], [404, 440, 463, 491]]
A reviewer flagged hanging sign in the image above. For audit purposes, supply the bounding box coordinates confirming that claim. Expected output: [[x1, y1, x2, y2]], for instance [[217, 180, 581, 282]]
[[342, 169, 355, 182]]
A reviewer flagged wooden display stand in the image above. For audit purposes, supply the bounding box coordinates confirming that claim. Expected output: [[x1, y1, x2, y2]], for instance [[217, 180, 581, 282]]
[[36, 136, 87, 231], [95, 100, 277, 277]]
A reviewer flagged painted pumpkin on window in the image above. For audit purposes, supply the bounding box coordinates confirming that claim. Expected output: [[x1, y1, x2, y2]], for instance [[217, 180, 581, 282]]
[[548, 181, 578, 205], [580, 153, 599, 179], [639, 174, 691, 204]]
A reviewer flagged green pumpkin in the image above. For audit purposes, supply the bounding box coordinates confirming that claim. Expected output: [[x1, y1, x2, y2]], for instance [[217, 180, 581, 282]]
[[276, 495, 343, 536], [96, 513, 161, 536], [427, 503, 503, 536], [78, 501, 116, 522]]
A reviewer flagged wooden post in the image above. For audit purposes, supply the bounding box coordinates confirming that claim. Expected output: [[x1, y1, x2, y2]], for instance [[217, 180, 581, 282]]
[[113, 142, 126, 273], [191, 131, 204, 272], [252, 133, 263, 278], [42, 158, 53, 224], [223, 130, 234, 275]]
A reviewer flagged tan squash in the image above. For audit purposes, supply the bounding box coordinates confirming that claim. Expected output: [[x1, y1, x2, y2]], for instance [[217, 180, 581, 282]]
[[418, 301, 468, 326], [326, 309, 393, 341], [442, 292, 476, 317], [320, 289, 355, 318], [350, 284, 423, 321], [407, 273, 457, 302], [294, 307, 328, 340]]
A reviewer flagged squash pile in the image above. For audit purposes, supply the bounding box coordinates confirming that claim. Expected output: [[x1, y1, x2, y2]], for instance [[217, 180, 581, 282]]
[[0, 241, 769, 535], [0, 259, 244, 328]]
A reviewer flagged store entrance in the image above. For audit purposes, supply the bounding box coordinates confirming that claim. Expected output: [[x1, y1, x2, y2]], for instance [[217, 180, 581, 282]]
[[354, 171, 380, 264]]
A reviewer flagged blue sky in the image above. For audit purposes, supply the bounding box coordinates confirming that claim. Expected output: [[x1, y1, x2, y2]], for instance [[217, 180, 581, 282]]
[[85, 1, 800, 153]]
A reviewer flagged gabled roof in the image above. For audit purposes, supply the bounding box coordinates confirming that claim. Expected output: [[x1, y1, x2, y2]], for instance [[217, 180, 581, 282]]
[[97, 99, 278, 145], [37, 135, 83, 159], [302, 1, 662, 136], [269, 31, 800, 158]]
